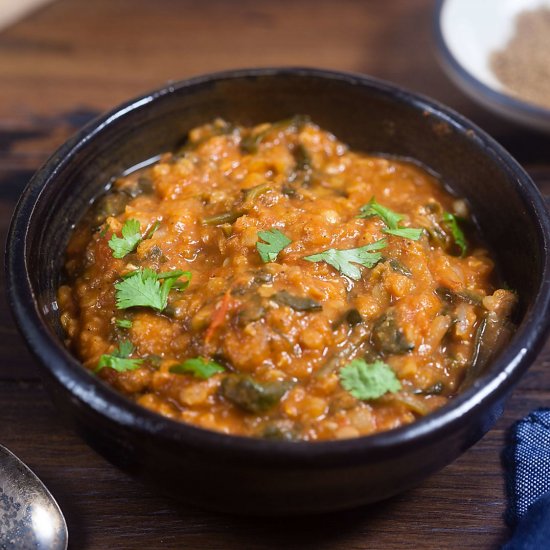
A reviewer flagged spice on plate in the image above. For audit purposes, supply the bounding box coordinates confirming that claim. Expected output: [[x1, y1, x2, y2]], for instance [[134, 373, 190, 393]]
[[490, 7, 550, 109]]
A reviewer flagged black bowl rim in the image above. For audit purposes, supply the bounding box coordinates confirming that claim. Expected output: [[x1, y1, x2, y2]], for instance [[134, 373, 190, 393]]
[[6, 66, 550, 466], [433, 0, 550, 121]]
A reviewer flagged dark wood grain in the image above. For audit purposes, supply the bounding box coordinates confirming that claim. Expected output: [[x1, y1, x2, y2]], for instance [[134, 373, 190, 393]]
[[1, 1, 549, 548]]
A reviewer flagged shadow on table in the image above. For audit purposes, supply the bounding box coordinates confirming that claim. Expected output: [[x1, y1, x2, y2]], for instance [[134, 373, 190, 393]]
[[211, 500, 396, 549], [41, 468, 398, 550]]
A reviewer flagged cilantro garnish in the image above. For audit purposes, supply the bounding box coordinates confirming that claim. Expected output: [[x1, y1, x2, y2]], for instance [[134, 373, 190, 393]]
[[339, 358, 401, 400], [304, 239, 387, 281], [108, 219, 142, 258], [108, 219, 161, 259], [169, 357, 225, 379], [97, 340, 142, 372], [99, 223, 109, 238], [359, 198, 403, 229], [442, 212, 467, 256], [256, 229, 292, 263], [384, 227, 424, 240], [116, 319, 133, 329], [358, 198, 423, 241], [144, 220, 160, 240], [156, 269, 192, 291], [115, 268, 191, 311]]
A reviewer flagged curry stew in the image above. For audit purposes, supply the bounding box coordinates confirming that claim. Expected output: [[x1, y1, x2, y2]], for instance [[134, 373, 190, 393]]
[[58, 118, 516, 441]]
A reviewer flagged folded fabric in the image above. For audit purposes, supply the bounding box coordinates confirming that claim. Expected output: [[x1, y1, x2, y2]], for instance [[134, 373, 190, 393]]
[[502, 408, 550, 549], [501, 491, 550, 550]]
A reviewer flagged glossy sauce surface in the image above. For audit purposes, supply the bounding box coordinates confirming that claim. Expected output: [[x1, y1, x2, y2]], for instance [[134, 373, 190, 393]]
[[58, 118, 516, 440]]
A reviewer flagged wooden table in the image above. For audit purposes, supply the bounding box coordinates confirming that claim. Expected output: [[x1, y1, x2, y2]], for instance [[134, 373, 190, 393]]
[[2, 1, 550, 547]]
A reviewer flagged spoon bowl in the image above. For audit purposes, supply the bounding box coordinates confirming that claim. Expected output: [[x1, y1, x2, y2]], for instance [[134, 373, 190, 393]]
[[0, 444, 68, 549]]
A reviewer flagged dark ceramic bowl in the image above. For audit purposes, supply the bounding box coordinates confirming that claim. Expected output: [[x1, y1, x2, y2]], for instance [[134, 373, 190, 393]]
[[6, 68, 550, 515]]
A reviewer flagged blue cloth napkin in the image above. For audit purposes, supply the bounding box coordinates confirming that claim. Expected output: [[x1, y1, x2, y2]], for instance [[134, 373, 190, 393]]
[[502, 409, 550, 550]]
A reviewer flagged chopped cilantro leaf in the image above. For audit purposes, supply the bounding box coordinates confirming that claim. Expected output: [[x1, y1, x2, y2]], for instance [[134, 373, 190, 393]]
[[304, 239, 387, 281], [117, 340, 134, 356], [384, 227, 424, 241], [157, 269, 192, 291], [108, 219, 142, 259], [156, 269, 189, 280], [256, 229, 292, 263], [169, 357, 225, 379], [97, 340, 142, 372], [358, 197, 423, 242], [358, 197, 403, 229], [108, 219, 161, 259], [442, 212, 467, 256], [116, 319, 133, 329], [99, 223, 109, 238], [115, 268, 191, 311], [144, 220, 160, 240], [339, 358, 401, 400]]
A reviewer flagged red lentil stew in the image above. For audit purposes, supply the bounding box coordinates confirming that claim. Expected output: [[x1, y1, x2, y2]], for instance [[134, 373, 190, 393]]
[[58, 117, 517, 441]]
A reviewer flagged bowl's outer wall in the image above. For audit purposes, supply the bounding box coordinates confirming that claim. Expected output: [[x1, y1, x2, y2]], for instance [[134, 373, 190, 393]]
[[9, 69, 550, 514], [44, 364, 505, 514]]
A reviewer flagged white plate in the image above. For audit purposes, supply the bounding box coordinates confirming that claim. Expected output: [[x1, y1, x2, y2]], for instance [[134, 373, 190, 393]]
[[435, 0, 550, 132]]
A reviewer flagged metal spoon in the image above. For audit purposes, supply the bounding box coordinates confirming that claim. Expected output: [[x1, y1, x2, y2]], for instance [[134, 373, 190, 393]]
[[0, 444, 68, 549]]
